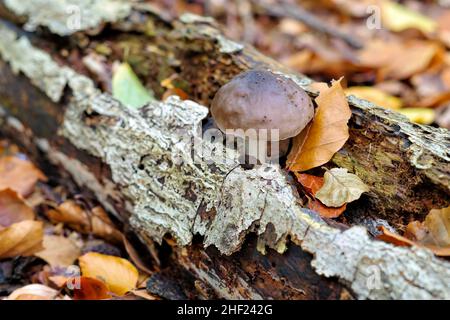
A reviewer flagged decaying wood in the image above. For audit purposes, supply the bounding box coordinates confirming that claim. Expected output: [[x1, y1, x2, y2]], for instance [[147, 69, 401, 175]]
[[0, 0, 449, 299]]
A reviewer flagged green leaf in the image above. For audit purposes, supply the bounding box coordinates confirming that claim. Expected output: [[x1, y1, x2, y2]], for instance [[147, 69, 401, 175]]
[[112, 63, 154, 109], [315, 168, 369, 207]]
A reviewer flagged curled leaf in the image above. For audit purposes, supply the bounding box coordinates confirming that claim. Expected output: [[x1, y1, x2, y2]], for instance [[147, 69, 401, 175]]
[[46, 201, 123, 243], [287, 78, 351, 172], [315, 168, 369, 207], [0, 220, 44, 259], [0, 188, 34, 227], [79, 252, 139, 296], [68, 276, 112, 300]]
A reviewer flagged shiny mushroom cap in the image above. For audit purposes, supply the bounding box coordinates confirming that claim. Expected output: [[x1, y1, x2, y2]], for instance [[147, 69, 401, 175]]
[[211, 70, 314, 141]]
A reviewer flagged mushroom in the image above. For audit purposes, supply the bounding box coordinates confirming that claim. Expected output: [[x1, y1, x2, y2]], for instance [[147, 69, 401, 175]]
[[210, 70, 314, 163]]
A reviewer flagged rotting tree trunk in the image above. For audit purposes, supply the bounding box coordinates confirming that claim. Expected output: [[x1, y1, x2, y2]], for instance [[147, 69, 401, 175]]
[[0, 1, 449, 300]]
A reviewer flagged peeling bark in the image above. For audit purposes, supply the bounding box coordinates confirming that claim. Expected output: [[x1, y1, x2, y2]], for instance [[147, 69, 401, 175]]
[[0, 1, 449, 299]]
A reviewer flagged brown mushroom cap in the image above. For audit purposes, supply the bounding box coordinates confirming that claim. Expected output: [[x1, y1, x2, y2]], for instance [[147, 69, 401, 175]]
[[211, 70, 314, 140]]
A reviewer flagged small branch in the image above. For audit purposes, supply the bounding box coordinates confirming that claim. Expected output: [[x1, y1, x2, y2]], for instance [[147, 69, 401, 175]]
[[255, 0, 363, 49]]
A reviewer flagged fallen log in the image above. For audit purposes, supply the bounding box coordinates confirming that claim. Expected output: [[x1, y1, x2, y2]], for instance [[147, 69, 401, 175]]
[[0, 0, 449, 299]]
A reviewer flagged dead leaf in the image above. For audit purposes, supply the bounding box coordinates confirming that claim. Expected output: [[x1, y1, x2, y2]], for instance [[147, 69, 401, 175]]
[[307, 197, 347, 219], [0, 220, 44, 259], [6, 284, 60, 300], [358, 40, 441, 80], [0, 188, 34, 227], [79, 252, 139, 296], [378, 206, 450, 257], [35, 235, 81, 267], [287, 79, 351, 171], [295, 173, 347, 218], [0, 156, 47, 197], [406, 206, 450, 248], [46, 201, 123, 243], [345, 86, 402, 110], [380, 0, 437, 34], [162, 88, 189, 101], [397, 108, 436, 125], [68, 276, 112, 300], [130, 289, 158, 300], [123, 236, 153, 275], [315, 168, 369, 207]]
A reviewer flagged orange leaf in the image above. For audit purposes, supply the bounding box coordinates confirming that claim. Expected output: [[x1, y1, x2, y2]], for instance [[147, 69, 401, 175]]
[[69, 276, 112, 300], [162, 88, 189, 101], [307, 198, 347, 219], [0, 156, 47, 197], [287, 78, 351, 172], [79, 252, 139, 296], [0, 220, 44, 259], [294, 173, 324, 195], [0, 188, 35, 227], [294, 173, 346, 218], [46, 201, 123, 243]]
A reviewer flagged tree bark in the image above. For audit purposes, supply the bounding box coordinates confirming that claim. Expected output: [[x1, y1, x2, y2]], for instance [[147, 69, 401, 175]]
[[0, 0, 449, 299]]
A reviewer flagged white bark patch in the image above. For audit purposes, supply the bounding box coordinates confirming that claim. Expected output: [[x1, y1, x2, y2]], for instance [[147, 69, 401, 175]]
[[4, 0, 131, 36], [0, 25, 449, 299]]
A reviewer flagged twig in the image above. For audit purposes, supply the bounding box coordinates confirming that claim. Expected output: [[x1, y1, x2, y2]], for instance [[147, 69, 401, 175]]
[[255, 0, 363, 49]]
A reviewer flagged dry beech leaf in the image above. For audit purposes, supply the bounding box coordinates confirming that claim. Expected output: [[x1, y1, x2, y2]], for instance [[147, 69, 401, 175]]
[[131, 289, 158, 300], [35, 235, 81, 267], [79, 252, 139, 296], [295, 173, 347, 218], [68, 276, 112, 300], [405, 206, 450, 251], [358, 40, 440, 80], [0, 156, 47, 197], [46, 201, 123, 243], [7, 284, 59, 300], [315, 168, 369, 207], [380, 0, 437, 34], [378, 206, 450, 257], [287, 78, 351, 172], [0, 220, 44, 259], [344, 86, 402, 110], [0, 188, 34, 227]]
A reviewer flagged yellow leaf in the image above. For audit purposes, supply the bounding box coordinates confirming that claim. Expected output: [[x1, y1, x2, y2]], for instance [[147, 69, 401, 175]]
[[381, 0, 437, 34], [287, 78, 351, 171], [35, 235, 81, 267], [79, 252, 139, 296], [345, 86, 402, 110], [0, 220, 44, 259], [397, 108, 435, 125], [315, 168, 369, 207]]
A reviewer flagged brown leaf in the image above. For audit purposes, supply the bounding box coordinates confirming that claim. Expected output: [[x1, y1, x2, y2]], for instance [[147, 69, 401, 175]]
[[0, 156, 47, 197], [35, 235, 81, 267], [68, 276, 112, 300], [287, 78, 351, 171], [377, 226, 416, 247], [123, 236, 153, 275], [46, 201, 123, 243], [294, 173, 347, 218], [358, 40, 441, 80], [0, 220, 44, 259], [79, 252, 139, 296], [307, 198, 347, 219], [0, 188, 35, 227]]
